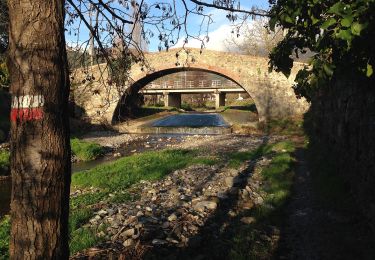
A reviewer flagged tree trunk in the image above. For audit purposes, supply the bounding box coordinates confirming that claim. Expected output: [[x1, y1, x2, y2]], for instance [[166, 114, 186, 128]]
[[7, 0, 71, 258]]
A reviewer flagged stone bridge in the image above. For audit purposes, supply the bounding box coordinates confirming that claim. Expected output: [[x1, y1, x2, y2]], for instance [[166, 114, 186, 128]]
[[73, 48, 309, 124]]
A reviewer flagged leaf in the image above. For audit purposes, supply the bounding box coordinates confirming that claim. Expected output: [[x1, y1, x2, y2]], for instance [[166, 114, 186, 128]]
[[366, 63, 373, 77], [323, 63, 334, 76], [336, 29, 352, 41], [311, 16, 319, 25], [284, 15, 294, 24], [321, 18, 336, 29], [351, 22, 366, 36], [340, 15, 353, 27], [269, 17, 277, 31], [328, 2, 345, 15]]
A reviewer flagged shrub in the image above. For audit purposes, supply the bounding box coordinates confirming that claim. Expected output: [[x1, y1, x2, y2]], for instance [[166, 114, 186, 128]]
[[70, 138, 104, 161]]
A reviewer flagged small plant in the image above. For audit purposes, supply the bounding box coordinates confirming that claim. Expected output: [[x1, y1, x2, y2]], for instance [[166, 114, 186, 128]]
[[0, 150, 10, 176], [70, 138, 105, 161], [0, 216, 10, 259]]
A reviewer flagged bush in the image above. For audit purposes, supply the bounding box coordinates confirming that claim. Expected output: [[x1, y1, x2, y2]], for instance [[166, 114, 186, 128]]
[[0, 150, 9, 176], [181, 103, 193, 111], [0, 216, 10, 259], [70, 138, 104, 161]]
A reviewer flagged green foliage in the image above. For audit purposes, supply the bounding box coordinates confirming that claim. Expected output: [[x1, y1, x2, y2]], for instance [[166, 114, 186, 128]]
[[180, 103, 194, 111], [72, 149, 216, 190], [269, 0, 375, 101], [69, 208, 93, 233], [0, 216, 10, 260], [0, 63, 9, 89], [69, 227, 105, 255], [70, 192, 107, 210], [259, 118, 304, 136], [71, 138, 105, 161], [0, 150, 9, 176]]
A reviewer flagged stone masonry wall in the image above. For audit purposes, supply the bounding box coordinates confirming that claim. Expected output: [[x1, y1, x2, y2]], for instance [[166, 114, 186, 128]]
[[73, 48, 309, 123]]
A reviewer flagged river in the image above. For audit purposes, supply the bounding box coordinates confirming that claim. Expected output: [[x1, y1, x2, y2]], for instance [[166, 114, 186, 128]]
[[0, 113, 235, 218]]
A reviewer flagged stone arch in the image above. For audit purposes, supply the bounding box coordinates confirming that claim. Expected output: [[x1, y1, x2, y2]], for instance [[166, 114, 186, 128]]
[[112, 65, 261, 123], [73, 48, 309, 124]]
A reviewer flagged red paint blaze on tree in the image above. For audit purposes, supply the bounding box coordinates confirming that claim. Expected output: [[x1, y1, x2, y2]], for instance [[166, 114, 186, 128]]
[[7, 0, 71, 259], [10, 95, 44, 122]]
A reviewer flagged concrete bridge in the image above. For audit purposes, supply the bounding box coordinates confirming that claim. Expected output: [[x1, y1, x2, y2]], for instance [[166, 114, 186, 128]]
[[141, 87, 246, 108], [73, 48, 309, 123]]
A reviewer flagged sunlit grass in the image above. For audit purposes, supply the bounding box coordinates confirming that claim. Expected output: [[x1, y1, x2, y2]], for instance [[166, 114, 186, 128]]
[[71, 138, 105, 161]]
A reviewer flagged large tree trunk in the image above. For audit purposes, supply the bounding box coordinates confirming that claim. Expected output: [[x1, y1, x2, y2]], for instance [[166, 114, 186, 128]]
[[7, 0, 71, 258]]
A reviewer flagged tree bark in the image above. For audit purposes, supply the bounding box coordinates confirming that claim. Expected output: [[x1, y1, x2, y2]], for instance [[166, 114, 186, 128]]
[[7, 0, 71, 259]]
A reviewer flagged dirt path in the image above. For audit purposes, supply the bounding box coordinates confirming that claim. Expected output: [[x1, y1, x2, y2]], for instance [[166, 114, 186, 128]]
[[277, 147, 375, 260]]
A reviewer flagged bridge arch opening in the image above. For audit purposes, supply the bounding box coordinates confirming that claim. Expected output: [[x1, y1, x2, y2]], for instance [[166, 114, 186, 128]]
[[112, 66, 259, 124]]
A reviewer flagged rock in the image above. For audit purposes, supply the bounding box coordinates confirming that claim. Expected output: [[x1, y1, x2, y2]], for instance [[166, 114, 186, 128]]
[[217, 192, 228, 200], [89, 215, 101, 224], [97, 209, 108, 217], [193, 201, 217, 212], [152, 239, 167, 245], [227, 168, 239, 177], [162, 222, 170, 229], [136, 211, 144, 217], [240, 200, 254, 210], [113, 152, 121, 157], [121, 228, 135, 238], [168, 213, 177, 222], [123, 238, 134, 247], [240, 217, 256, 224], [254, 196, 264, 205], [145, 206, 153, 212], [97, 231, 106, 238], [224, 177, 242, 187]]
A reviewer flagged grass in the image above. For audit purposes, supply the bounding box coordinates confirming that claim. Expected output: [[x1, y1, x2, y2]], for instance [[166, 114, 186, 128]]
[[0, 148, 215, 256], [69, 227, 105, 255], [0, 216, 10, 260], [259, 118, 304, 136], [71, 138, 105, 161], [0, 150, 9, 176], [68, 148, 216, 254], [72, 149, 216, 190], [227, 141, 296, 259]]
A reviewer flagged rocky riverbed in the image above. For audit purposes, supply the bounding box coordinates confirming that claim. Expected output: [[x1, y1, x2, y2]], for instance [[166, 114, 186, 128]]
[[71, 134, 285, 259]]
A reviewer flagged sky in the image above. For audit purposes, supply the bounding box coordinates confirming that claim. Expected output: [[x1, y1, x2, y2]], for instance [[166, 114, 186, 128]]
[[65, 0, 270, 53]]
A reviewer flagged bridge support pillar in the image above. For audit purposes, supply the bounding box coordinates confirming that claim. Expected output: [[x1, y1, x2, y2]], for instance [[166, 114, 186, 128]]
[[164, 92, 181, 108], [215, 92, 226, 109]]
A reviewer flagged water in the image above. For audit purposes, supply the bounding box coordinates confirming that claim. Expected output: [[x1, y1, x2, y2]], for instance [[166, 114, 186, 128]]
[[152, 113, 229, 127]]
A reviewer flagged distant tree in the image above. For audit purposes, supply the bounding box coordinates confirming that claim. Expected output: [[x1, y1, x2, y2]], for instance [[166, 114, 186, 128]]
[[225, 18, 283, 57]]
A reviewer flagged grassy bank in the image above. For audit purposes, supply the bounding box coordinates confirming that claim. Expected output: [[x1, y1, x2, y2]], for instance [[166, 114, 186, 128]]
[[226, 141, 297, 259], [0, 148, 216, 255], [69, 148, 216, 254], [71, 138, 105, 161]]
